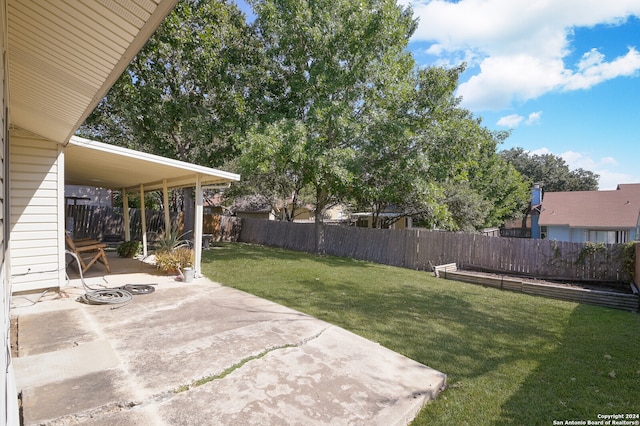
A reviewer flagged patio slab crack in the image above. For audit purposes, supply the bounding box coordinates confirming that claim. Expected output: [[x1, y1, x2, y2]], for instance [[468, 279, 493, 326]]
[[41, 326, 332, 425], [175, 325, 331, 393]]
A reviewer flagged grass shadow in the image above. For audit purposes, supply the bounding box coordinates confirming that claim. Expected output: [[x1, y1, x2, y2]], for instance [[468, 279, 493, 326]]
[[201, 243, 640, 425], [494, 304, 640, 425]]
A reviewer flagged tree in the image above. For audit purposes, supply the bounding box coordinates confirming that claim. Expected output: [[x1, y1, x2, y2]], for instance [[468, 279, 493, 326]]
[[80, 0, 530, 234], [347, 65, 482, 229], [78, 0, 262, 236], [345, 52, 441, 228], [500, 148, 599, 192], [239, 0, 418, 237], [500, 147, 599, 227], [231, 119, 313, 221], [240, 3, 530, 233], [441, 182, 492, 232], [78, 0, 259, 167], [464, 131, 530, 229]]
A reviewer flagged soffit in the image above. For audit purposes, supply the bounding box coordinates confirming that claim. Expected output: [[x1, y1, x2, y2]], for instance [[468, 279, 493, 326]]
[[65, 136, 240, 192], [7, 0, 177, 143]]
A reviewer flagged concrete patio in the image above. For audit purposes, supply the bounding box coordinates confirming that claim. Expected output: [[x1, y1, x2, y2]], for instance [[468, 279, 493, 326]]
[[11, 253, 446, 425]]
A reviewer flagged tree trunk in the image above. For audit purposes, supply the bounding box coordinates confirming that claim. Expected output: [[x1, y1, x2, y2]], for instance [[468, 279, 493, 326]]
[[314, 186, 328, 254]]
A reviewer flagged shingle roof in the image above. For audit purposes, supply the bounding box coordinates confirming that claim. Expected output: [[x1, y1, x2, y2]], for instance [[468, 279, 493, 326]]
[[539, 184, 640, 228]]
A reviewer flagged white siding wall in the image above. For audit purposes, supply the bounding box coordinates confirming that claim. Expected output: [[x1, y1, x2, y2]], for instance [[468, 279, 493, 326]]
[[2, 2, 20, 423], [9, 131, 65, 293]]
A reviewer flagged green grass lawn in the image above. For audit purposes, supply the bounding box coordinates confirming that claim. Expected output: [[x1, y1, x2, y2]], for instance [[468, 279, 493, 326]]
[[201, 242, 640, 426]]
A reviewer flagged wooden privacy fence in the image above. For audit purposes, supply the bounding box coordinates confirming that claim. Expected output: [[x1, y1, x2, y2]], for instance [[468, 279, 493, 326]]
[[203, 215, 242, 242], [66, 205, 180, 241], [67, 206, 242, 243], [238, 218, 632, 283]]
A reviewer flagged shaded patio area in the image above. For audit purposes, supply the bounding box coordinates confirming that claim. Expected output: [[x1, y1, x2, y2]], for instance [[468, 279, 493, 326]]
[[11, 253, 446, 425]]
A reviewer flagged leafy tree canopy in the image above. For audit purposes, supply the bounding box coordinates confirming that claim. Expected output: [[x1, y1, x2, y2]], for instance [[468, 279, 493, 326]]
[[237, 1, 530, 230], [78, 0, 260, 166], [237, 0, 419, 226], [500, 147, 599, 192], [80, 0, 531, 232]]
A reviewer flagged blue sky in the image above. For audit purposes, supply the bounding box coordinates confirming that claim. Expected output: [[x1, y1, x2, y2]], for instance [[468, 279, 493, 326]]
[[235, 0, 640, 189], [399, 0, 640, 189]]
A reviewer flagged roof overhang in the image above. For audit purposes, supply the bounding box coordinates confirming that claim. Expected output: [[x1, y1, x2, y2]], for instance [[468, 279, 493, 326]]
[[7, 0, 178, 144], [65, 136, 240, 192]]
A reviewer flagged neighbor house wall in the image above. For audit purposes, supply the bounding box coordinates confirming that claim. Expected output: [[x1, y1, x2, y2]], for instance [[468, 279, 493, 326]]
[[570, 228, 587, 243], [236, 211, 275, 220], [9, 130, 65, 293], [546, 225, 571, 242], [65, 184, 113, 206]]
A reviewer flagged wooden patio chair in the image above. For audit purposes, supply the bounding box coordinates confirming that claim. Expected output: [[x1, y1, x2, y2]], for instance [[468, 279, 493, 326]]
[[65, 233, 111, 274]]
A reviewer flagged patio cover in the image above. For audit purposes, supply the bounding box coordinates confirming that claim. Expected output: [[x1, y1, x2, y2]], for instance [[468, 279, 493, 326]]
[[65, 136, 240, 275], [66, 136, 239, 191]]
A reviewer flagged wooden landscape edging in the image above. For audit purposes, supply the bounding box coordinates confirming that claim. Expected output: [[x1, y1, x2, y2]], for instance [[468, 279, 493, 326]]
[[441, 270, 639, 313]]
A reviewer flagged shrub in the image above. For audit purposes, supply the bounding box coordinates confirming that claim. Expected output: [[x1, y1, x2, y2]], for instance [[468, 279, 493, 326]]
[[155, 246, 194, 273], [576, 241, 606, 264], [621, 242, 636, 280], [117, 240, 141, 258]]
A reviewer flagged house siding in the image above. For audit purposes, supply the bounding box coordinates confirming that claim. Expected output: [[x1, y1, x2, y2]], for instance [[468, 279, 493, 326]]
[[548, 226, 636, 243], [546, 225, 571, 242], [571, 228, 587, 243], [1, 3, 20, 422], [9, 131, 65, 293]]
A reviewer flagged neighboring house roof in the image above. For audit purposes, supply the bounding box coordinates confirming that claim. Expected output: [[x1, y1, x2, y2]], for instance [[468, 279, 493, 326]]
[[351, 212, 403, 218], [232, 195, 273, 213], [539, 184, 640, 228], [65, 136, 240, 191]]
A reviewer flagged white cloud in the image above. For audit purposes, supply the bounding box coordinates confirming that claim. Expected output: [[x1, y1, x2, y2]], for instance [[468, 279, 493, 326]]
[[496, 114, 523, 128], [459, 55, 566, 110], [596, 169, 640, 190], [529, 147, 551, 156], [563, 47, 640, 91], [401, 0, 640, 110], [524, 147, 640, 190], [526, 111, 542, 125], [561, 150, 619, 171], [497, 111, 541, 128]]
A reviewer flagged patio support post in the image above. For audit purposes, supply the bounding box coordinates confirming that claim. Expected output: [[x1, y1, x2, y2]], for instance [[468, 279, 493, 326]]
[[122, 188, 131, 242], [140, 184, 148, 257], [194, 174, 203, 277], [163, 179, 170, 239]]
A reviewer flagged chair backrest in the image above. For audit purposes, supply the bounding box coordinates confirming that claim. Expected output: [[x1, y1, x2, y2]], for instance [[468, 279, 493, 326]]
[[65, 233, 77, 251]]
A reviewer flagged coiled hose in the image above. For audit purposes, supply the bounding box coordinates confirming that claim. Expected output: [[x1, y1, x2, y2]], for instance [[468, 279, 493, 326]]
[[66, 250, 155, 308]]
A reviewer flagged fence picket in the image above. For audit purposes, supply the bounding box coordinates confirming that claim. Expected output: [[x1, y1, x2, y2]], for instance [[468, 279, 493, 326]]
[[235, 219, 631, 283]]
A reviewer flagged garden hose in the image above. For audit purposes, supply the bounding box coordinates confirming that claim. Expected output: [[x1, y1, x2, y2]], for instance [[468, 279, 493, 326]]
[[76, 288, 133, 307], [66, 250, 155, 309]]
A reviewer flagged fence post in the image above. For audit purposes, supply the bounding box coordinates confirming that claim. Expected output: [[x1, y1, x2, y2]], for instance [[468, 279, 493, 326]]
[[635, 242, 640, 285]]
